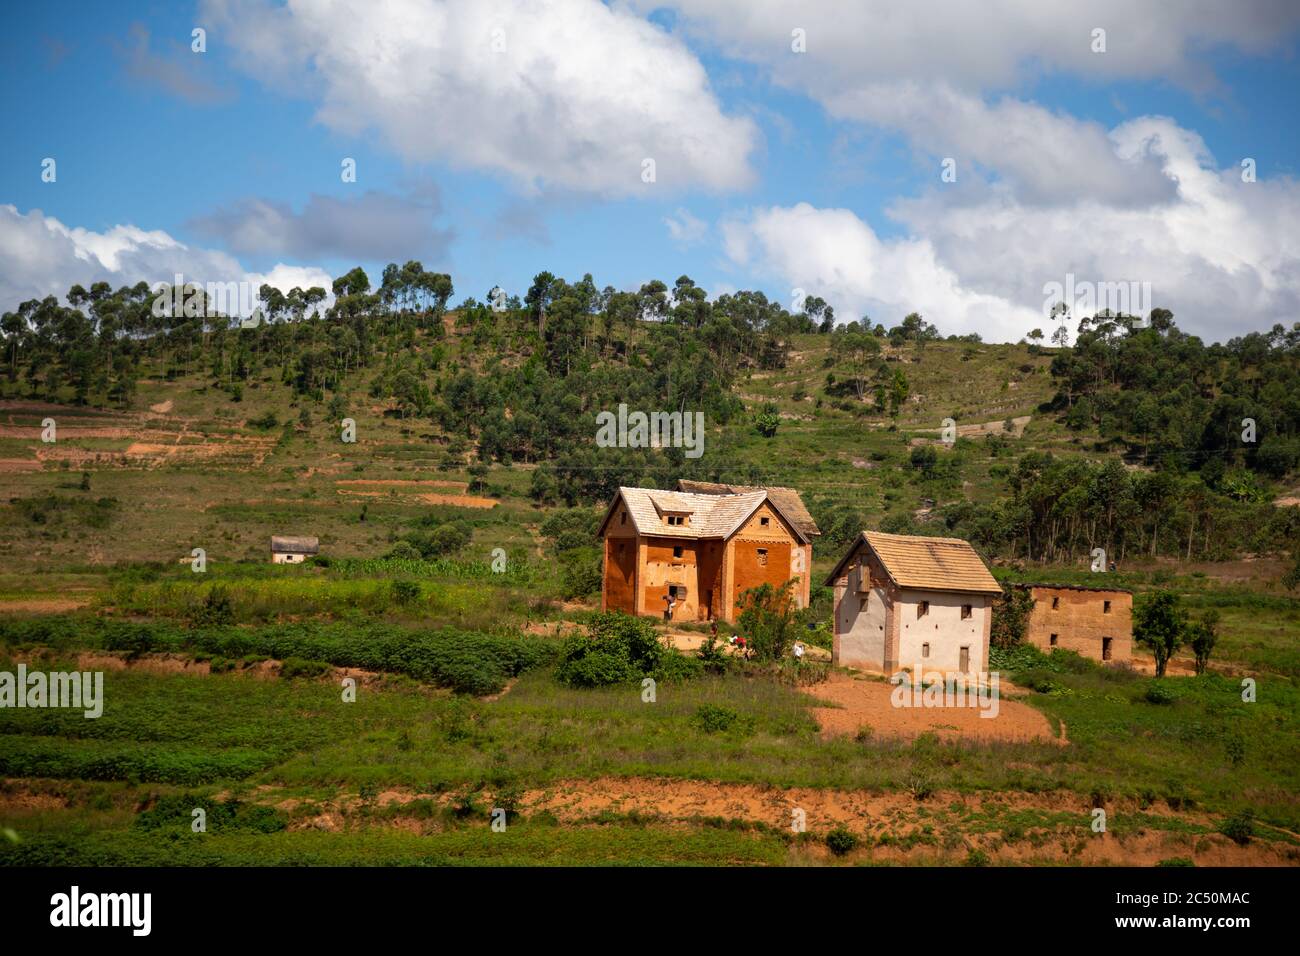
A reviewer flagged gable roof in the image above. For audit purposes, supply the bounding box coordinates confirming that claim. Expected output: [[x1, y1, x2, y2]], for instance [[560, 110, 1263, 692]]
[[271, 535, 319, 554], [675, 480, 820, 537], [600, 486, 810, 543], [824, 531, 1001, 594]]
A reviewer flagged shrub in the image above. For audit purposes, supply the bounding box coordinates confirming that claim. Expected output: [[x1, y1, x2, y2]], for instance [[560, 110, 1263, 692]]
[[1143, 681, 1176, 705], [559, 548, 603, 601], [697, 634, 729, 674], [826, 825, 859, 856], [280, 657, 332, 680], [737, 581, 798, 662], [692, 704, 741, 734], [556, 612, 669, 687], [187, 586, 235, 629], [390, 580, 422, 605], [1219, 810, 1255, 845], [385, 541, 422, 561]]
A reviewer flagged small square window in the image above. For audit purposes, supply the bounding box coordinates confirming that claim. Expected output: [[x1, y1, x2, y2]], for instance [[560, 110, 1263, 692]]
[[756, 548, 768, 566], [917, 601, 929, 619], [1049, 633, 1058, 647], [922, 642, 930, 658], [961, 604, 972, 620], [760, 516, 770, 527], [673, 546, 683, 558]]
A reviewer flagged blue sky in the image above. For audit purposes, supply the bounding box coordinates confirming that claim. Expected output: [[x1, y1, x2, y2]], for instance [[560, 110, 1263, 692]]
[[3, 1, 1299, 342]]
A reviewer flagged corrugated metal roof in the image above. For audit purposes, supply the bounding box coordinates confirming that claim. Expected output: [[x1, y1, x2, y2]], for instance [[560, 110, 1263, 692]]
[[676, 479, 820, 536], [825, 531, 1000, 594], [271, 535, 319, 553]]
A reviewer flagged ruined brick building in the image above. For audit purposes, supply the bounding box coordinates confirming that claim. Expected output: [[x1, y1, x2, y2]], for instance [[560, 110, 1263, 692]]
[[1015, 583, 1133, 663], [826, 531, 1002, 678], [599, 482, 819, 622]]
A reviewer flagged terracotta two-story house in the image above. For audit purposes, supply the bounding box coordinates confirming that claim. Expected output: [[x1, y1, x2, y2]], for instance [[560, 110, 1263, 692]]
[[599, 483, 818, 622]]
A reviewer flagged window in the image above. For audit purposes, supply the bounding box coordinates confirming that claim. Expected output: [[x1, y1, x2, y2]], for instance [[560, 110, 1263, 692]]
[[620, 511, 626, 526], [959, 646, 970, 672], [757, 548, 768, 567], [1103, 600, 1112, 614], [922, 643, 930, 658], [672, 546, 683, 559], [961, 604, 972, 620], [760, 516, 770, 527], [665, 514, 686, 527], [859, 597, 868, 611], [1049, 633, 1058, 647], [1051, 596, 1060, 610], [917, 600, 929, 619], [1102, 637, 1113, 661]]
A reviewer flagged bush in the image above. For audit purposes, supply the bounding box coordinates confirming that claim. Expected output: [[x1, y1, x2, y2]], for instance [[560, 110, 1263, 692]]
[[826, 826, 859, 856], [390, 580, 422, 605], [697, 634, 729, 674], [187, 586, 235, 629], [559, 548, 603, 601], [1219, 810, 1255, 845], [384, 540, 422, 561], [556, 612, 666, 687], [692, 704, 741, 734], [1143, 681, 1176, 705], [737, 581, 798, 662], [280, 657, 332, 680]]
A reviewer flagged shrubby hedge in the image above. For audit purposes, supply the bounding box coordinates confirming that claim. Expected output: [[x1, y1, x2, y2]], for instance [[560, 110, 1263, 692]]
[[0, 617, 555, 696]]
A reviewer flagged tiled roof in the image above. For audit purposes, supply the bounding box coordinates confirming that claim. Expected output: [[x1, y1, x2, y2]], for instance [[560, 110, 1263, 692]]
[[608, 487, 807, 542], [675, 480, 820, 536], [825, 531, 1001, 594], [271, 535, 319, 553]]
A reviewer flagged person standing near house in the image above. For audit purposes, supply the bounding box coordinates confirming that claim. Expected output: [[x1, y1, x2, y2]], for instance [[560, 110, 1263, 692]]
[[663, 592, 676, 621]]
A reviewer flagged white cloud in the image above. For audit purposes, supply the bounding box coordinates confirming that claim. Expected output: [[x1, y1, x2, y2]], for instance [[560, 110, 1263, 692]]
[[663, 207, 708, 245], [202, 0, 758, 196], [722, 202, 1040, 341], [721, 117, 1300, 342], [641, 0, 1300, 205], [0, 205, 333, 315]]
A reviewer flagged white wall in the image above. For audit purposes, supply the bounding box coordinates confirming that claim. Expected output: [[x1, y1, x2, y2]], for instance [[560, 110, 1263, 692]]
[[895, 590, 988, 677], [835, 561, 888, 668]]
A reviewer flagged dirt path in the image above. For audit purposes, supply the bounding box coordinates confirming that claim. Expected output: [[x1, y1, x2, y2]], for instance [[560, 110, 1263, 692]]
[[805, 671, 1060, 743]]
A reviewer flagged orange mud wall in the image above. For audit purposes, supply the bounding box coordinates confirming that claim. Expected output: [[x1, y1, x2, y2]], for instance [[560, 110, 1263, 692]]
[[723, 502, 808, 621]]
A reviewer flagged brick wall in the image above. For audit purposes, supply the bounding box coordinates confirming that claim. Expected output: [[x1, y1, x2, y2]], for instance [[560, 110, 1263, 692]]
[[1024, 586, 1132, 662]]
